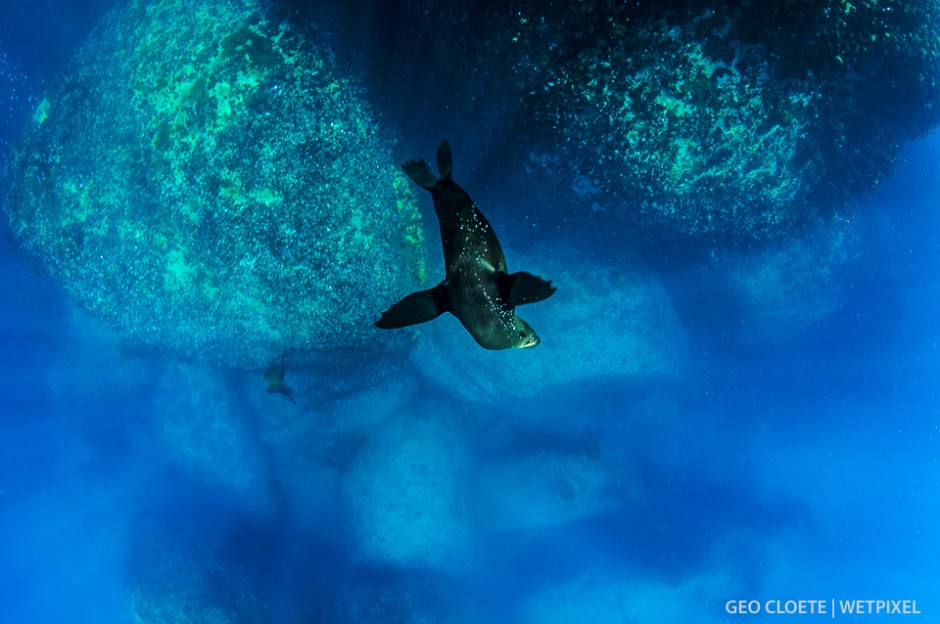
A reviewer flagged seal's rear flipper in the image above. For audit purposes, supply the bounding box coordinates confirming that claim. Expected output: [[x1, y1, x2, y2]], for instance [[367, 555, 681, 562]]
[[437, 140, 453, 180], [375, 281, 452, 329], [402, 159, 438, 189], [500, 271, 557, 306]]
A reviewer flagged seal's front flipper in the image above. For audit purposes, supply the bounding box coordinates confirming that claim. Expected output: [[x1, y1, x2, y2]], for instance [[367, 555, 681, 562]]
[[500, 271, 557, 307], [375, 281, 452, 329]]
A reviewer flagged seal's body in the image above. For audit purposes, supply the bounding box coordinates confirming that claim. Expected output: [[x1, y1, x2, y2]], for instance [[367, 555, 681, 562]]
[[375, 141, 555, 350]]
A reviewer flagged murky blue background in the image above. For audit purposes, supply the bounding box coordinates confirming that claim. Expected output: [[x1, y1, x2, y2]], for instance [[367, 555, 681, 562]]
[[2, 1, 938, 623]]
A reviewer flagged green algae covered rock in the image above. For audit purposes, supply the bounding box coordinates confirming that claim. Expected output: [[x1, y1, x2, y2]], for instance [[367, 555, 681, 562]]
[[4, 0, 426, 369], [368, 0, 939, 246], [520, 13, 821, 244], [513, 0, 940, 244], [396, 0, 940, 248]]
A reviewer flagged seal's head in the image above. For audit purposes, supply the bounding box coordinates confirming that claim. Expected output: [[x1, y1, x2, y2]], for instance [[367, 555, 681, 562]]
[[512, 317, 541, 349]]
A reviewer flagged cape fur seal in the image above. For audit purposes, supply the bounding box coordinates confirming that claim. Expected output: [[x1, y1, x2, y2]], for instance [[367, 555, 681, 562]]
[[375, 140, 556, 349]]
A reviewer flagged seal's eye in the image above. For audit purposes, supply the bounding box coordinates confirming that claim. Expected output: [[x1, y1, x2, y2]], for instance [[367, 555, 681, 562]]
[[518, 331, 526, 338]]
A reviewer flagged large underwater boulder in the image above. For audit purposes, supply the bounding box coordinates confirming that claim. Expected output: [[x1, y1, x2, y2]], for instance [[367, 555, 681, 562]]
[[126, 510, 267, 624], [411, 250, 688, 401], [512, 0, 940, 245], [721, 223, 860, 343], [252, 368, 419, 532], [321, 0, 940, 246], [341, 407, 473, 571], [3, 0, 426, 370], [520, 12, 818, 245], [689, 220, 861, 346]]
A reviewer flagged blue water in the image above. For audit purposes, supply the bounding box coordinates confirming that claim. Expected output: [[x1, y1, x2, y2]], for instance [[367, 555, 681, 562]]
[[2, 2, 939, 623]]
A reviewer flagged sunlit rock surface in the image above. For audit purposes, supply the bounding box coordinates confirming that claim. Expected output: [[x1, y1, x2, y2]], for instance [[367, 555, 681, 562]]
[[3, 0, 426, 370], [411, 252, 688, 401], [341, 406, 473, 571]]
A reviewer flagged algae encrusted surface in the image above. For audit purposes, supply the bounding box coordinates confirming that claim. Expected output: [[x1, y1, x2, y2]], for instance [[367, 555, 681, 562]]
[[4, 0, 426, 369]]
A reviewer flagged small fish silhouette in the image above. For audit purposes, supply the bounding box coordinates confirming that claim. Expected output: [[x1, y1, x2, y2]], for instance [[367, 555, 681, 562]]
[[263, 364, 296, 404]]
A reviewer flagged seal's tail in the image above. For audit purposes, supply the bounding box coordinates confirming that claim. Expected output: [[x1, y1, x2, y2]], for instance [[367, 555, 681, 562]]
[[402, 139, 453, 189], [402, 159, 437, 189], [436, 140, 452, 180]]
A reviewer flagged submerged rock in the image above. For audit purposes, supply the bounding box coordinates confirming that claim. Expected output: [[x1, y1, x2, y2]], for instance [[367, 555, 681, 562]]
[[477, 450, 622, 532], [710, 220, 861, 344], [341, 406, 473, 571], [125, 510, 267, 624], [520, 13, 819, 244], [337, 574, 467, 624], [253, 370, 419, 533], [322, 1, 940, 246], [411, 251, 687, 401], [3, 0, 426, 370], [513, 1, 940, 244], [152, 362, 272, 517]]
